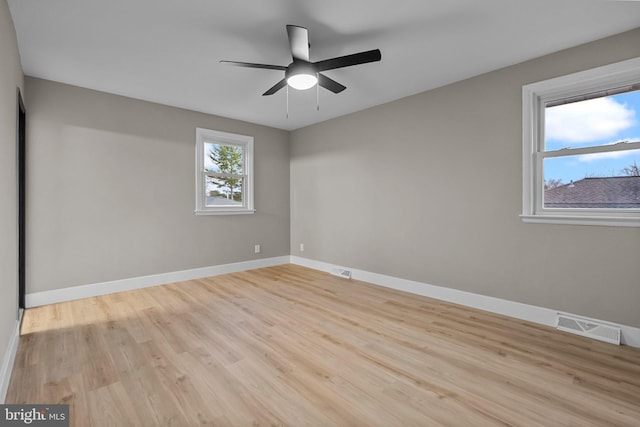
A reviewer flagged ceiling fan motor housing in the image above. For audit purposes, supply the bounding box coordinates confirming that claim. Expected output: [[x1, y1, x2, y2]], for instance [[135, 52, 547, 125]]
[[286, 60, 318, 79]]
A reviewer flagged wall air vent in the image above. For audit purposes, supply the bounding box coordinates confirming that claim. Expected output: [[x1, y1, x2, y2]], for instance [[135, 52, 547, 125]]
[[556, 313, 620, 345]]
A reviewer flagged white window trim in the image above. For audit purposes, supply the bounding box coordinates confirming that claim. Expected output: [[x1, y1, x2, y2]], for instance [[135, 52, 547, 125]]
[[195, 128, 254, 215], [521, 57, 640, 227]]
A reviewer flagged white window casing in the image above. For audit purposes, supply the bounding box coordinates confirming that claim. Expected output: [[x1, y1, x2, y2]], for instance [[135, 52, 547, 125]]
[[521, 57, 640, 227], [195, 128, 254, 215]]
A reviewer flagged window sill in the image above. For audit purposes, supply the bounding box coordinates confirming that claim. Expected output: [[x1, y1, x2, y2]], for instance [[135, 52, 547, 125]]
[[520, 214, 640, 227], [195, 209, 255, 216]]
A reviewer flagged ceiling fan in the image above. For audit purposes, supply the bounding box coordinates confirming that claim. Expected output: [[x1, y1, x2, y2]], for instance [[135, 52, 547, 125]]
[[221, 25, 382, 96]]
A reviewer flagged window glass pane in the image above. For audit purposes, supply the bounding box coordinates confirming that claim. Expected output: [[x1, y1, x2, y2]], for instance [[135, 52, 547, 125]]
[[543, 149, 640, 209], [205, 176, 244, 207], [204, 142, 244, 174], [545, 89, 640, 151]]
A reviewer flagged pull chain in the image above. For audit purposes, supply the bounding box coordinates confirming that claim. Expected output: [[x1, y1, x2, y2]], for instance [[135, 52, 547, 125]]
[[316, 74, 320, 111], [286, 85, 289, 119]]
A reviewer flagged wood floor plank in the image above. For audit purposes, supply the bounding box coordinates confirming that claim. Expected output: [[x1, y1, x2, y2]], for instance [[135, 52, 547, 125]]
[[87, 381, 143, 427], [6, 264, 640, 426]]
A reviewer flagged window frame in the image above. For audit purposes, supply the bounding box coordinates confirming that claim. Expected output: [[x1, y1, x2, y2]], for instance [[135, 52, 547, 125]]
[[521, 57, 640, 227], [195, 128, 254, 215]]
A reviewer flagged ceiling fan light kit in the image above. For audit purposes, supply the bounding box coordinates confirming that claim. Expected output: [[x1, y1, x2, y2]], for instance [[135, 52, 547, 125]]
[[285, 61, 318, 90], [221, 24, 381, 112]]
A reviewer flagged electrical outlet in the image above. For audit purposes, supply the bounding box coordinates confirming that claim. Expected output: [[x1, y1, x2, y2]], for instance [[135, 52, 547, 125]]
[[254, 244, 261, 254], [300, 243, 304, 252]]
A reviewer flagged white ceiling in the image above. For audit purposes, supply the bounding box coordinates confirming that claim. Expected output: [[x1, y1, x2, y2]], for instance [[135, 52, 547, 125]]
[[7, 0, 640, 131]]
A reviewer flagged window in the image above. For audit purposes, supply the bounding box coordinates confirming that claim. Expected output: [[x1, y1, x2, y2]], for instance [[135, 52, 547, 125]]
[[195, 128, 254, 215], [522, 57, 640, 227]]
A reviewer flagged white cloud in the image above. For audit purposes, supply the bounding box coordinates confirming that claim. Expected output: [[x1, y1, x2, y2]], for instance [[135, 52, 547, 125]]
[[546, 97, 636, 144]]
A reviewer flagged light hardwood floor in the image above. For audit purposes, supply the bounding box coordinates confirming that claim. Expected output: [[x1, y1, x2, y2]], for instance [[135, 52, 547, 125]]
[[7, 264, 640, 426]]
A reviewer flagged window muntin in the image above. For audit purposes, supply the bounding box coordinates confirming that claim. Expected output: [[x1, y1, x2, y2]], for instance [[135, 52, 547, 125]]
[[522, 57, 640, 226], [195, 128, 254, 215]]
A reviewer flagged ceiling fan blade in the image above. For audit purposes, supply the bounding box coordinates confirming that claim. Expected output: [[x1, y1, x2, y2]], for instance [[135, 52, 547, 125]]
[[286, 25, 309, 61], [220, 60, 287, 71], [262, 79, 287, 96], [318, 74, 346, 94], [314, 49, 381, 72]]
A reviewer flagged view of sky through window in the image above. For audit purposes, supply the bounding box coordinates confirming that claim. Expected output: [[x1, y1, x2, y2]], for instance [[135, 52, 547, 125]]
[[544, 89, 640, 184]]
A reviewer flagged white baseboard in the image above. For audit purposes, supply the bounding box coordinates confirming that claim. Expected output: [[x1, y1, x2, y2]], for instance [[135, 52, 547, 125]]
[[26, 256, 290, 308], [0, 318, 21, 403], [23, 254, 640, 348], [290, 256, 640, 348]]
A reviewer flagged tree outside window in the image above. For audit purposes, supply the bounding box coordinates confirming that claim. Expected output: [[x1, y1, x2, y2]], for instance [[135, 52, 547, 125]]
[[207, 144, 244, 203]]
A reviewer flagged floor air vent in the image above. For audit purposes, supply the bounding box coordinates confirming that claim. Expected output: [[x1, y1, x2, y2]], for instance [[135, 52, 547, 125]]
[[331, 267, 352, 279], [556, 314, 620, 345]]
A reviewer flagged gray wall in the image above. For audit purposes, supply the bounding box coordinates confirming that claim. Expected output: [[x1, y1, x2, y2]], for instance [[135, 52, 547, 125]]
[[25, 77, 290, 293], [290, 28, 640, 328], [0, 0, 23, 361]]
